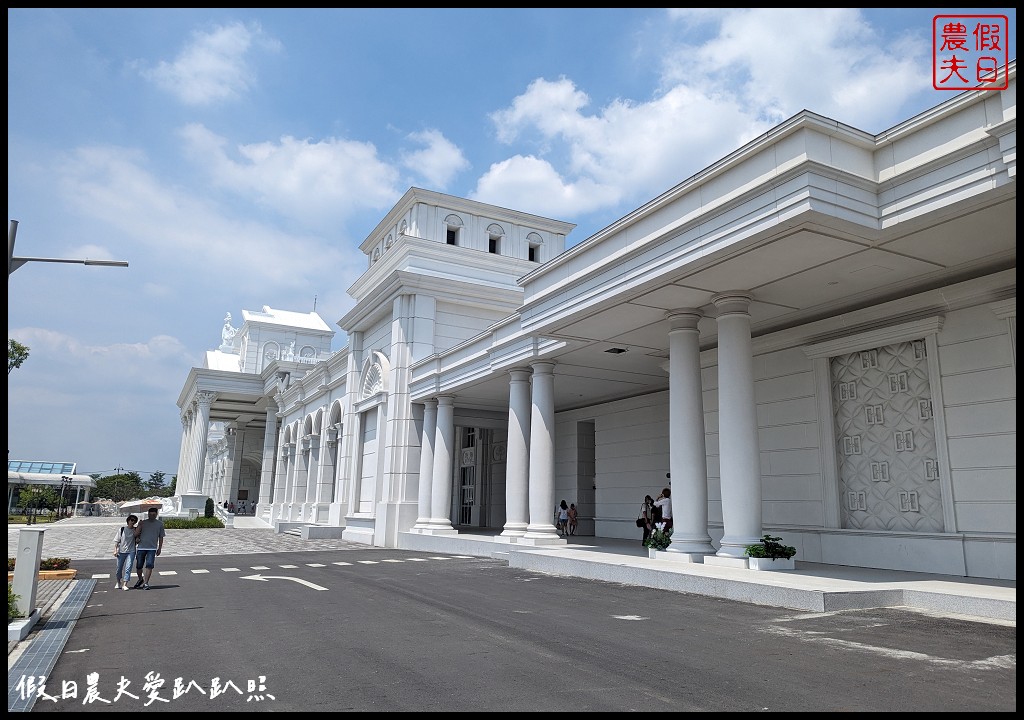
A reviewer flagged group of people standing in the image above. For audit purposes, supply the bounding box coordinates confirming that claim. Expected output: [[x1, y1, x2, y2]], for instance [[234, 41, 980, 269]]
[[638, 488, 672, 545], [112, 507, 166, 590], [555, 500, 578, 537]]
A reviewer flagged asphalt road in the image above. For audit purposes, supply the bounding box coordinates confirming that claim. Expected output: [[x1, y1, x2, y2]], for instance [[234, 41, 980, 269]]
[[23, 548, 1017, 712]]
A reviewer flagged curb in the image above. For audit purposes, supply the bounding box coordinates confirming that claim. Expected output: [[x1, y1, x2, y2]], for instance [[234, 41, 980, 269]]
[[7, 608, 41, 643]]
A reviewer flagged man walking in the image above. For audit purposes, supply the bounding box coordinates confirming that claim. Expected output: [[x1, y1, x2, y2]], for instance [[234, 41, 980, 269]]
[[133, 507, 166, 589]]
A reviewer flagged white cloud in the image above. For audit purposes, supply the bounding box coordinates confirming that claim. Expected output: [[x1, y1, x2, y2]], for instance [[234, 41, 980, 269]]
[[660, 9, 930, 129], [179, 123, 401, 231], [477, 9, 934, 224], [472, 155, 618, 218], [480, 77, 764, 218], [137, 21, 281, 106], [400, 129, 470, 190], [55, 143, 364, 291]]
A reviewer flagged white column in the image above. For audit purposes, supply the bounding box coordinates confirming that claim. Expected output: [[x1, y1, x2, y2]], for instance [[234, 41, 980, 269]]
[[428, 395, 456, 532], [500, 369, 531, 538], [413, 400, 438, 529], [257, 403, 279, 511], [666, 310, 716, 556], [523, 361, 561, 542], [189, 392, 216, 495], [713, 293, 763, 557], [181, 410, 196, 494], [292, 444, 309, 520], [174, 414, 189, 494]]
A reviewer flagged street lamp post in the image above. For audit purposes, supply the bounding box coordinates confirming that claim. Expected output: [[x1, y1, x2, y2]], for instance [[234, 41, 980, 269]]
[[25, 486, 42, 525], [8, 220, 129, 275], [58, 475, 74, 519]]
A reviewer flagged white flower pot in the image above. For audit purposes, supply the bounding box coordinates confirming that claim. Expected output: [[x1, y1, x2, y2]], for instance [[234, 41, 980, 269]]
[[747, 557, 795, 571]]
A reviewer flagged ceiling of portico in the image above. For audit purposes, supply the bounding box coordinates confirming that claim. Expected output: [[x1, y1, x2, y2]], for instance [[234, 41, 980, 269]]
[[441, 192, 1015, 414]]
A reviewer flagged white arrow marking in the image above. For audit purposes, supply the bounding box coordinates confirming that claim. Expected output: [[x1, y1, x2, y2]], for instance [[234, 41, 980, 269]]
[[240, 574, 328, 591]]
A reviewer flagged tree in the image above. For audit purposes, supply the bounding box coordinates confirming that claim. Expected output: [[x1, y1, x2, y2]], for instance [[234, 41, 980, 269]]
[[16, 485, 58, 512], [145, 471, 168, 496], [94, 471, 144, 503], [8, 339, 30, 374]]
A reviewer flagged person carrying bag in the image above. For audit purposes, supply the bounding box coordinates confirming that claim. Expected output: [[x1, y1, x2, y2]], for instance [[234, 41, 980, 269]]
[[637, 495, 655, 546]]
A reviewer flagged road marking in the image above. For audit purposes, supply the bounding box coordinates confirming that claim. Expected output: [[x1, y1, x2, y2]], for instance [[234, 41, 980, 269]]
[[305, 563, 327, 567], [428, 556, 450, 560], [382, 559, 403, 563], [357, 560, 379, 565], [91, 574, 112, 579], [407, 558, 428, 562], [451, 555, 474, 559], [280, 564, 299, 568], [191, 569, 210, 574], [240, 574, 328, 591], [760, 625, 1016, 668], [250, 565, 270, 570], [158, 571, 176, 576], [332, 561, 353, 566], [221, 568, 241, 572], [612, 615, 648, 621]]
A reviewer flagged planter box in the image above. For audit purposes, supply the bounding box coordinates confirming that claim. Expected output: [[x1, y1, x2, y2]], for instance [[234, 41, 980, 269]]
[[7, 569, 78, 581], [747, 557, 795, 571]]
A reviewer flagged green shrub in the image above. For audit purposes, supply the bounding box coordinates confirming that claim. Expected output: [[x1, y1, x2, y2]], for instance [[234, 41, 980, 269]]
[[162, 517, 224, 529], [9, 584, 22, 621], [8, 557, 72, 571], [744, 534, 796, 560], [204, 497, 215, 519], [643, 527, 673, 551]]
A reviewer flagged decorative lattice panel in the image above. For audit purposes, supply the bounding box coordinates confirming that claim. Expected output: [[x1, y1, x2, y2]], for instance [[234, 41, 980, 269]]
[[831, 340, 942, 531]]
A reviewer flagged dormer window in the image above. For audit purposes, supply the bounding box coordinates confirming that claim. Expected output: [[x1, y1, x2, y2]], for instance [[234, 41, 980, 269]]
[[487, 223, 504, 255], [527, 232, 543, 262], [444, 214, 464, 246]]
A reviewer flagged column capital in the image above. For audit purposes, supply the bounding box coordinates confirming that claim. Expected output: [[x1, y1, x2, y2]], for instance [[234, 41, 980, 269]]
[[530, 360, 556, 375], [195, 390, 217, 408], [712, 292, 753, 316], [666, 309, 703, 331], [436, 395, 455, 407], [508, 367, 532, 382], [421, 397, 438, 409]]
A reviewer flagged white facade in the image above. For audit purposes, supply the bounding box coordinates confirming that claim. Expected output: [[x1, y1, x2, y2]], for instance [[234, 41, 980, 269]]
[[175, 66, 1016, 580]]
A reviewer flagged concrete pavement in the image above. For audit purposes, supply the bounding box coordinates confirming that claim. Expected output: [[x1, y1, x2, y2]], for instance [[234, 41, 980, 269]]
[[6, 516, 1015, 711]]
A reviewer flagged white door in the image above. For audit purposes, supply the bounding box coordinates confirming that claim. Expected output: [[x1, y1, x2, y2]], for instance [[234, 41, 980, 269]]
[[358, 409, 378, 513]]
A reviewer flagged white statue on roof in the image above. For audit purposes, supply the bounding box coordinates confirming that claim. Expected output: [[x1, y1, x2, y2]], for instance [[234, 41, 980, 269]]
[[220, 313, 238, 350], [283, 341, 295, 361]]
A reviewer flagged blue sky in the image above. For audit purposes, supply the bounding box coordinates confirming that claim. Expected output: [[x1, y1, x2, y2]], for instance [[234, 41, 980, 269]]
[[8, 8, 1017, 479]]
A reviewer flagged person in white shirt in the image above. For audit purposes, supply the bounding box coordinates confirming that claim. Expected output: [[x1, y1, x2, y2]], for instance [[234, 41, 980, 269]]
[[112, 515, 139, 590], [653, 487, 673, 530]]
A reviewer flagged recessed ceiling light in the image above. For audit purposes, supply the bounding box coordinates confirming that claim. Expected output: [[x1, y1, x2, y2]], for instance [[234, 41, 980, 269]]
[[604, 347, 628, 354]]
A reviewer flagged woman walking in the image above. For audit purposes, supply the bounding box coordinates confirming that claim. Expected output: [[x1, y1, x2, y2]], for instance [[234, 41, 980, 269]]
[[555, 500, 570, 537], [112, 514, 139, 591]]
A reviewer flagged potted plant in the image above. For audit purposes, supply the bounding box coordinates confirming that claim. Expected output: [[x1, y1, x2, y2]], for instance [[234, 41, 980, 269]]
[[744, 534, 796, 570], [644, 524, 673, 557]]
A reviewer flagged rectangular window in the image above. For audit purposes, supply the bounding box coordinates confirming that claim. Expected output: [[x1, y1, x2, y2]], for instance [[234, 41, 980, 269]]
[[528, 244, 539, 262], [446, 228, 457, 245], [489, 237, 499, 254]]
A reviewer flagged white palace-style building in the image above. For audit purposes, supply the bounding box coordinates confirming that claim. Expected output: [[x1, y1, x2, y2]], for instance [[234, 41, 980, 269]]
[[173, 65, 1016, 580]]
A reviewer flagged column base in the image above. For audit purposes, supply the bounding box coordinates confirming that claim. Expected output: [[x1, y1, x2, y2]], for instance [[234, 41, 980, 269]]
[[516, 535, 566, 546], [704, 554, 749, 569], [176, 494, 208, 515], [658, 549, 713, 563], [416, 527, 459, 536]]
